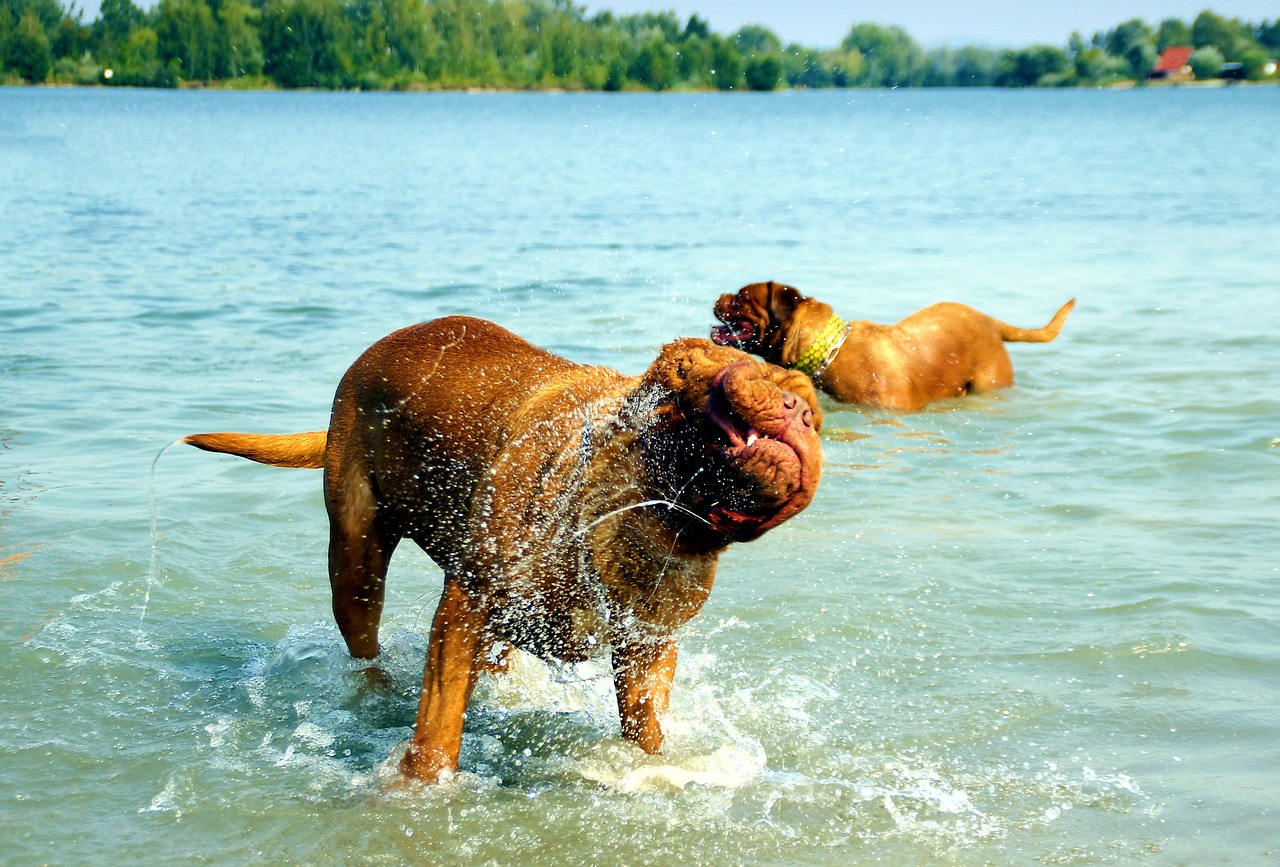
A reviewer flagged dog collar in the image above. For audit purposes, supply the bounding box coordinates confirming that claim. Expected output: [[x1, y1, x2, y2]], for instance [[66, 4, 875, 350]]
[[790, 313, 848, 378]]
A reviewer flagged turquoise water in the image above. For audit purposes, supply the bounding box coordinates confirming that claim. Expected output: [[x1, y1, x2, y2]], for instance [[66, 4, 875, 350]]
[[2, 86, 1278, 865]]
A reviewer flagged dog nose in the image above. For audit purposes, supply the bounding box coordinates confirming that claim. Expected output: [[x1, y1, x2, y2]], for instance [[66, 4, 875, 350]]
[[780, 391, 814, 429]]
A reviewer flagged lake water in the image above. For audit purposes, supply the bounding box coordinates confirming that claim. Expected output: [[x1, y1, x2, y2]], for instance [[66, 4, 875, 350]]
[[2, 85, 1278, 865]]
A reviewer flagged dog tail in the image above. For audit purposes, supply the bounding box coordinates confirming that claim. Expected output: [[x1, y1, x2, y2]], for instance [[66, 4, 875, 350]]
[[1000, 299, 1075, 343], [182, 431, 327, 469]]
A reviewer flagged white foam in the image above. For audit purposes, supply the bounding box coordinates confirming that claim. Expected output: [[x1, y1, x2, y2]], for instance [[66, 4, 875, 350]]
[[578, 742, 766, 794]]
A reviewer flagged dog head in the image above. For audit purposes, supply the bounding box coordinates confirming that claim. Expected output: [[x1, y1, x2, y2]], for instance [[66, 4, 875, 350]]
[[629, 338, 822, 544], [710, 281, 808, 365]]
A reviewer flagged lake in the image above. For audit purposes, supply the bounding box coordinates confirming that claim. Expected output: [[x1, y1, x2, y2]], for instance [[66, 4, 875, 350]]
[[2, 84, 1278, 865]]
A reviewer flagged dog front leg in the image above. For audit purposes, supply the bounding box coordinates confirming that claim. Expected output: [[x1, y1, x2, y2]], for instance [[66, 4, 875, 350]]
[[612, 638, 677, 754], [400, 578, 488, 781]]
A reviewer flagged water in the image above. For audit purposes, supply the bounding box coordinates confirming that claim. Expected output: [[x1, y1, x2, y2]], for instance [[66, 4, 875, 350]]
[[2, 85, 1278, 865]]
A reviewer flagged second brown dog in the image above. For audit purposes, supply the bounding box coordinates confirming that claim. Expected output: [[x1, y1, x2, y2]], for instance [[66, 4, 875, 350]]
[[712, 281, 1075, 412]]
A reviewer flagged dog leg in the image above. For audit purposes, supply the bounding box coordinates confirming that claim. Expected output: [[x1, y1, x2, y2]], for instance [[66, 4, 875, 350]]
[[400, 578, 488, 781], [612, 638, 678, 754], [326, 469, 399, 660], [972, 349, 1015, 392]]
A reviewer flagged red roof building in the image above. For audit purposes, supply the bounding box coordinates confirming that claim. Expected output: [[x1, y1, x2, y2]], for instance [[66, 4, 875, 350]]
[[1152, 46, 1196, 80]]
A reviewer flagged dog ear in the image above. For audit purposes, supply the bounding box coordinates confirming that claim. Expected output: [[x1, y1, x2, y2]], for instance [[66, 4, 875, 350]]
[[765, 282, 804, 323]]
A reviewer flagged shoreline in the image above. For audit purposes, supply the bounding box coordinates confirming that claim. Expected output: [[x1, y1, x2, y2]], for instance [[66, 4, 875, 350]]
[[5, 78, 1277, 94]]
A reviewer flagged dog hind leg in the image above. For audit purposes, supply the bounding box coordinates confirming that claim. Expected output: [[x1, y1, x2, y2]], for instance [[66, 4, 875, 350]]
[[325, 457, 399, 660]]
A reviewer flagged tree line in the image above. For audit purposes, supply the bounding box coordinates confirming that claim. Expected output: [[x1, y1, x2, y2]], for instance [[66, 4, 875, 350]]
[[2, 0, 1278, 90]]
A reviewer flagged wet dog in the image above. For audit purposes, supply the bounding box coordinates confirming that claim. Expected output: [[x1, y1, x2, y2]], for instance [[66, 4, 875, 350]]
[[712, 281, 1074, 412], [184, 316, 822, 782]]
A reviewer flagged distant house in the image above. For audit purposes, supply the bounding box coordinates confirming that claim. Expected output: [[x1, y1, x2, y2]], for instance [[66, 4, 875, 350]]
[[1151, 46, 1195, 82], [1219, 62, 1246, 81]]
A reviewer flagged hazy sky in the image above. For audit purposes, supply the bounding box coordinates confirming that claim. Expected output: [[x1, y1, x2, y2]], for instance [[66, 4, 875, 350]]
[[584, 1, 1279, 48]]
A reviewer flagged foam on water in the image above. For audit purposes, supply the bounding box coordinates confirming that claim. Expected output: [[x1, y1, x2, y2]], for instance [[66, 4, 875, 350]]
[[108, 615, 1150, 856]]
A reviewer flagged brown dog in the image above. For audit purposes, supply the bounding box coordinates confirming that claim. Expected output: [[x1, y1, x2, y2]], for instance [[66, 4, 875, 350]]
[[712, 281, 1075, 412], [183, 316, 822, 782]]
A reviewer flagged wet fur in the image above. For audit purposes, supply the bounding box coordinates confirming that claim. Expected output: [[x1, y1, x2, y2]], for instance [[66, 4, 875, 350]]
[[184, 316, 822, 782]]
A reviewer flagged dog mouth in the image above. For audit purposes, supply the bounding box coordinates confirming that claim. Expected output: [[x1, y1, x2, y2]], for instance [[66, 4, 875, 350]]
[[710, 320, 754, 347], [702, 363, 820, 541]]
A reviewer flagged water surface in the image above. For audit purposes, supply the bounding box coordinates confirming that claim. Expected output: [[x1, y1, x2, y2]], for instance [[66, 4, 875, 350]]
[[2, 86, 1278, 865]]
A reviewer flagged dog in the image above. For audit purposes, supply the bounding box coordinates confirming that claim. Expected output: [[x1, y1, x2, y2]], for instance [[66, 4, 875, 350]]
[[183, 316, 822, 782], [712, 281, 1075, 412]]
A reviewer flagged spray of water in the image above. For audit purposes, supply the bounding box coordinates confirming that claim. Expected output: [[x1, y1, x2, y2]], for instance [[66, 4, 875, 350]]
[[142, 438, 184, 630]]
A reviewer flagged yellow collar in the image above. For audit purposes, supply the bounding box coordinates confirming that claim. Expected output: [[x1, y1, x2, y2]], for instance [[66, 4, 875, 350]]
[[790, 313, 848, 377]]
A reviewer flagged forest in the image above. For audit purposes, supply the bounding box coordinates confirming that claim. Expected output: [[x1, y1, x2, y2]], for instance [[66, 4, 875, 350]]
[[2, 0, 1278, 90]]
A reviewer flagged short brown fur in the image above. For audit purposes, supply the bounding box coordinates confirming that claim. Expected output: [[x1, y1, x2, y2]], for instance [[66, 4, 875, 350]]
[[712, 282, 1074, 412], [185, 316, 822, 782]]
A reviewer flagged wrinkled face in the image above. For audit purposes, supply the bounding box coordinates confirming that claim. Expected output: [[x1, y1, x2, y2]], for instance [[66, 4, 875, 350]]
[[636, 338, 822, 544], [710, 281, 804, 363]]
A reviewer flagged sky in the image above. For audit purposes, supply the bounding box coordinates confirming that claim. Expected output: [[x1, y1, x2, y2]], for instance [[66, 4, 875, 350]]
[[583, 1, 1280, 48]]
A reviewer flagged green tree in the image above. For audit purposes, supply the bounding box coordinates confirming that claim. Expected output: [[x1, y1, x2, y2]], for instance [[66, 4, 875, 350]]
[[1258, 20, 1280, 53], [743, 50, 782, 90], [841, 23, 925, 86], [116, 25, 166, 85], [6, 0, 64, 33], [733, 23, 780, 55], [1156, 18, 1192, 49], [1238, 46, 1270, 79], [621, 10, 679, 42], [674, 31, 714, 86], [156, 0, 219, 81], [92, 0, 145, 62], [538, 14, 580, 81], [387, 0, 436, 74], [1073, 45, 1129, 84], [924, 45, 997, 86], [783, 45, 833, 88], [429, 0, 506, 84], [682, 13, 709, 41], [592, 26, 629, 91], [9, 8, 53, 80], [1192, 10, 1250, 59], [708, 32, 742, 90], [217, 0, 264, 78], [996, 44, 1070, 86], [732, 23, 782, 91], [0, 11, 12, 72], [1106, 18, 1158, 79], [822, 47, 863, 86], [953, 45, 998, 86], [51, 14, 92, 62], [628, 33, 674, 89], [261, 0, 356, 88], [1189, 45, 1224, 79]]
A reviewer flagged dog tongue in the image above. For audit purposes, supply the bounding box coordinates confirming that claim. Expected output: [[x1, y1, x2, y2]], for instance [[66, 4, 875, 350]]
[[710, 323, 751, 346]]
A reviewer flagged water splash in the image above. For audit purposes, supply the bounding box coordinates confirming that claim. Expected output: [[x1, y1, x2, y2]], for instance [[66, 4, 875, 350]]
[[141, 438, 185, 630]]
